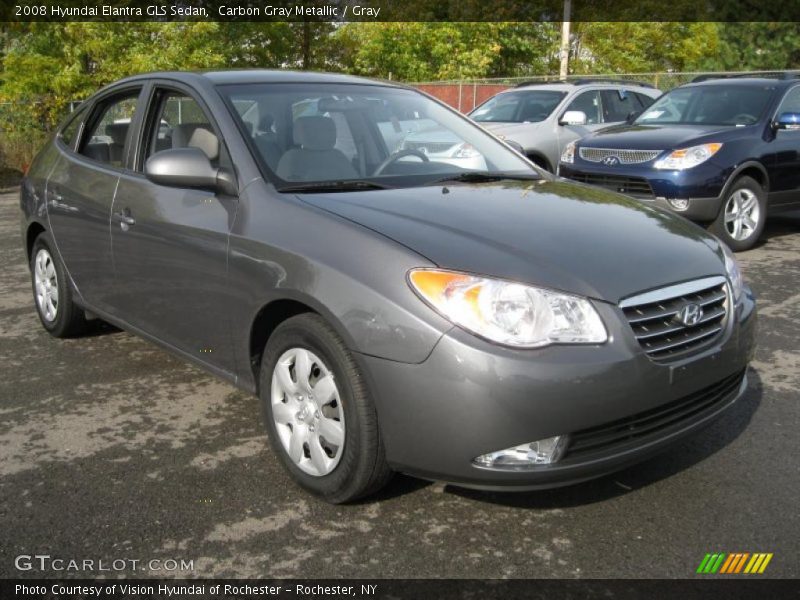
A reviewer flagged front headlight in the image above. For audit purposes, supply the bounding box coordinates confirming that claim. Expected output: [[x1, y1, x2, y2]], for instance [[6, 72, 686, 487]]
[[560, 141, 576, 164], [721, 242, 744, 303], [452, 142, 481, 158], [653, 143, 722, 170], [408, 269, 607, 348]]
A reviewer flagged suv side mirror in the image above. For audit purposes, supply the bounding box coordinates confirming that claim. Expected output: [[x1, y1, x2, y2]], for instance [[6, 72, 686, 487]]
[[559, 110, 587, 126], [625, 110, 641, 124], [145, 147, 238, 196], [505, 140, 525, 154], [773, 112, 800, 130]]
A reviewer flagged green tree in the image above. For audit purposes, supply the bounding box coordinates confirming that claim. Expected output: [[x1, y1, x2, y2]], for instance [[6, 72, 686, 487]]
[[569, 22, 720, 74]]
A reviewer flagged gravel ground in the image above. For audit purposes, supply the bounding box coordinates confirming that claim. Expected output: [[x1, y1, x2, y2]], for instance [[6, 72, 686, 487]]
[[0, 188, 798, 579]]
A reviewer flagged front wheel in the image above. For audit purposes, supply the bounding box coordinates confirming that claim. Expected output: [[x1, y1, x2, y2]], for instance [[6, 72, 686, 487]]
[[709, 176, 766, 251], [259, 314, 392, 503]]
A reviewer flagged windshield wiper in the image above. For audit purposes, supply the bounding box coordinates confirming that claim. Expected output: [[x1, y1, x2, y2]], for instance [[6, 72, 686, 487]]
[[278, 180, 392, 193], [430, 172, 541, 186]]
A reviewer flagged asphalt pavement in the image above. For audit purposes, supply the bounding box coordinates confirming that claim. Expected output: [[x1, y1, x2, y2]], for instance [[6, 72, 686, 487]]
[[0, 188, 798, 579]]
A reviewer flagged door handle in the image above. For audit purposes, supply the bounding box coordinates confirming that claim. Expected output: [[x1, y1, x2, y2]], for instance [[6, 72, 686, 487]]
[[113, 210, 136, 230]]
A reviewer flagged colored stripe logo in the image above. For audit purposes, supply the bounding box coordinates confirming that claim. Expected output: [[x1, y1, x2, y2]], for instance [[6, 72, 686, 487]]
[[697, 552, 773, 574]]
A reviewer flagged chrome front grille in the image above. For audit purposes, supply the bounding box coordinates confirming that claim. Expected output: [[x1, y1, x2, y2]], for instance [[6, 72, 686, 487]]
[[620, 277, 729, 362], [402, 141, 457, 154], [579, 147, 662, 164]]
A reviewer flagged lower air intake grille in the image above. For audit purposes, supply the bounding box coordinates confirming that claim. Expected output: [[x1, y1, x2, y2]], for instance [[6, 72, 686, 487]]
[[565, 172, 654, 198], [565, 369, 746, 459], [621, 277, 729, 362]]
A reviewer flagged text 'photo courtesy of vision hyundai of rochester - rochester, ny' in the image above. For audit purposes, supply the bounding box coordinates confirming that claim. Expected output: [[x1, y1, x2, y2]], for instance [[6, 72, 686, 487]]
[[20, 70, 756, 503]]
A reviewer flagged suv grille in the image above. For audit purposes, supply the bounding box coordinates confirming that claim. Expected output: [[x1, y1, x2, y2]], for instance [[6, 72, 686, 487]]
[[566, 172, 654, 198], [579, 148, 662, 164], [564, 369, 745, 460], [620, 277, 729, 362], [402, 141, 457, 154]]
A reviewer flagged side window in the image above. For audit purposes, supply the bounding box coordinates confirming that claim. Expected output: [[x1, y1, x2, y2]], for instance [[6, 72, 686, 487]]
[[600, 89, 640, 122], [565, 91, 601, 124], [777, 86, 800, 116], [79, 92, 140, 167], [58, 107, 86, 150], [145, 91, 223, 168]]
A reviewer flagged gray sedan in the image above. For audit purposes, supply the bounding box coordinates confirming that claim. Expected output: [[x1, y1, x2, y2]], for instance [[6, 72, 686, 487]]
[[20, 70, 756, 502]]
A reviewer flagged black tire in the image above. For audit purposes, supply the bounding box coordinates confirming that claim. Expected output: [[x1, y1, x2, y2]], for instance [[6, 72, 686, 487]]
[[259, 313, 392, 503], [709, 175, 766, 252], [29, 232, 89, 338]]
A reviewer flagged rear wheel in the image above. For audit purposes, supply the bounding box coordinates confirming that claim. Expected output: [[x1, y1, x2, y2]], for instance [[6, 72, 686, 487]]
[[709, 176, 766, 251], [259, 313, 392, 503], [30, 232, 88, 337]]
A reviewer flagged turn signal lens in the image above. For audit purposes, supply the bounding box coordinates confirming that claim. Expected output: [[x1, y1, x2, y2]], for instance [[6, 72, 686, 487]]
[[408, 269, 607, 348]]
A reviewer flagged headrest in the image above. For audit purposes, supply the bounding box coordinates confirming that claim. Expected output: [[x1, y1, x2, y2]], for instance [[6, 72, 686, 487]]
[[105, 122, 129, 145], [259, 113, 274, 132], [293, 116, 336, 150], [173, 124, 219, 160]]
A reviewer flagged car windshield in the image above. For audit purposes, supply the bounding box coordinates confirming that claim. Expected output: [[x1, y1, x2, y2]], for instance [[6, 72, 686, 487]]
[[218, 83, 537, 191], [635, 84, 775, 126], [470, 90, 566, 123]]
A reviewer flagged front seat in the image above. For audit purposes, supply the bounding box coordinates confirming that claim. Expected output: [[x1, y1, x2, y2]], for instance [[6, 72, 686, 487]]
[[276, 116, 358, 181], [172, 123, 220, 163], [105, 122, 129, 166]]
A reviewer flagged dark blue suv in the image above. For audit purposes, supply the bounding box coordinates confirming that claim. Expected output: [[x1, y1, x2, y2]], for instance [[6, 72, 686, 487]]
[[559, 76, 800, 250]]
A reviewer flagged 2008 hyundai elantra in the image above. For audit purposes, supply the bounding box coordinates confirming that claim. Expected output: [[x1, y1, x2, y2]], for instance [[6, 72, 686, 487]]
[[20, 70, 756, 502]]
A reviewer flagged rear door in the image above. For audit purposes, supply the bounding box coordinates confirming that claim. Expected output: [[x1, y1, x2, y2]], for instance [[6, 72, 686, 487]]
[[46, 86, 144, 310], [109, 82, 238, 375]]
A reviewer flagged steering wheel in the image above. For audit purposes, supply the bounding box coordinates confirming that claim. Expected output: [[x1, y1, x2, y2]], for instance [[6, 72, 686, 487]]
[[373, 149, 429, 176], [732, 113, 757, 124]]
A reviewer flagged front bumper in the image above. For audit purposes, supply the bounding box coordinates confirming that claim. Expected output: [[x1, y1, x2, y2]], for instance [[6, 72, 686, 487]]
[[559, 161, 731, 221], [359, 288, 757, 490]]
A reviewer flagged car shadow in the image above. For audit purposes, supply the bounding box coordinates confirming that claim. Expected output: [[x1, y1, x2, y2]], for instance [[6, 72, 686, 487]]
[[374, 368, 764, 507], [79, 318, 122, 338], [747, 211, 800, 249]]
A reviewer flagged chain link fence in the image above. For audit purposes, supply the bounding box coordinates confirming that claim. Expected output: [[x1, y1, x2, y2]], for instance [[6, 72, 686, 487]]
[[412, 70, 800, 112]]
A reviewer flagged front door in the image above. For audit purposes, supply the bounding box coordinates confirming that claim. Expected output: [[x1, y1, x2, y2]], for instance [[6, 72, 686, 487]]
[[109, 86, 238, 375], [767, 85, 800, 208]]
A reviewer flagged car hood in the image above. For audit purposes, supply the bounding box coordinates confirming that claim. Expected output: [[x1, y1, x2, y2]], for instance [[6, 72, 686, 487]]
[[580, 123, 738, 150], [297, 179, 725, 304]]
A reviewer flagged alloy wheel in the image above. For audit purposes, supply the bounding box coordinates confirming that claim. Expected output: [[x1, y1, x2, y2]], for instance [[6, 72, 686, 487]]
[[724, 188, 760, 241], [34, 248, 58, 322], [270, 347, 346, 476]]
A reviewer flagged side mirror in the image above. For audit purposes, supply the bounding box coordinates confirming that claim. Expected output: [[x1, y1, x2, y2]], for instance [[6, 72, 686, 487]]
[[773, 112, 800, 130], [559, 110, 587, 126], [145, 147, 238, 196], [625, 110, 641, 124], [505, 140, 525, 155]]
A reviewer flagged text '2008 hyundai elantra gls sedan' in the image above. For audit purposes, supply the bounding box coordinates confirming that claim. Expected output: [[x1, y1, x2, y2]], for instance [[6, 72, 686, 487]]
[[20, 70, 756, 502]]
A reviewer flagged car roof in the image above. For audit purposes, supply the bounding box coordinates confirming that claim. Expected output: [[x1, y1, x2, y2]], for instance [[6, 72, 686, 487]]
[[681, 77, 796, 89], [113, 69, 400, 88], [507, 82, 656, 93]]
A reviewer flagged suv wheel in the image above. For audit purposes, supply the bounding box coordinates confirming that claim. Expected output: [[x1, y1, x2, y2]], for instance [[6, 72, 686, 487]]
[[709, 176, 766, 251], [30, 232, 88, 337], [259, 314, 392, 503]]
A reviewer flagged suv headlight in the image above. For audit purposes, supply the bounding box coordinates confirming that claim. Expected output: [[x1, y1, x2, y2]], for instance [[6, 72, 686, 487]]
[[560, 141, 576, 164], [721, 242, 744, 303], [408, 269, 607, 348], [653, 143, 722, 170], [452, 142, 481, 159]]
